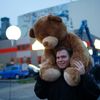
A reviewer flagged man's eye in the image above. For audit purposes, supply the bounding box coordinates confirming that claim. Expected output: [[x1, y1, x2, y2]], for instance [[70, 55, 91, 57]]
[[57, 57, 59, 59], [61, 56, 66, 58]]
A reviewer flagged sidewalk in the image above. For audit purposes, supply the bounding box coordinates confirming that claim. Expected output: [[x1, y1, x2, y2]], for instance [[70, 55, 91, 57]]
[[0, 82, 39, 100]]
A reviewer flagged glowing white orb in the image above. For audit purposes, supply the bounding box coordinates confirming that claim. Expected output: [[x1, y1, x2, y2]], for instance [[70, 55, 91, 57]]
[[88, 49, 93, 55], [94, 39, 100, 49], [83, 41, 87, 47], [6, 25, 21, 40], [32, 40, 45, 50]]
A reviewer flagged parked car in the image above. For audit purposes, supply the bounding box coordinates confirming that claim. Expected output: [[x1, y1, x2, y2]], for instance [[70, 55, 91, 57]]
[[0, 64, 29, 79]]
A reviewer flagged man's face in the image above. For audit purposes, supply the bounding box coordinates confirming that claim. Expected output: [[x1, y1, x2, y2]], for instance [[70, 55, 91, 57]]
[[56, 49, 70, 69]]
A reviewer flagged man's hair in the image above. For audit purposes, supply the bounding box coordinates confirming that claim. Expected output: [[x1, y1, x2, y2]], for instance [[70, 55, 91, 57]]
[[55, 46, 73, 57]]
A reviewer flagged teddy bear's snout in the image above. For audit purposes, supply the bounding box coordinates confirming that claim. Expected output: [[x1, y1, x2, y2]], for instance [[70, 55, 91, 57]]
[[42, 36, 58, 49]]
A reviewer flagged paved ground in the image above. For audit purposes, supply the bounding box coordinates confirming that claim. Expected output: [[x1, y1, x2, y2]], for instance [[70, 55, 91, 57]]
[[0, 80, 39, 100], [0, 80, 100, 100]]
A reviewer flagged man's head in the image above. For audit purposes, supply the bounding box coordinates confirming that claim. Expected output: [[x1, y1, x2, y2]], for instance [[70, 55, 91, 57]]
[[56, 47, 72, 69]]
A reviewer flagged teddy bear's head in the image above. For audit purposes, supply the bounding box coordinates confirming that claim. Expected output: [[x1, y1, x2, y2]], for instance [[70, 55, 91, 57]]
[[29, 15, 67, 49]]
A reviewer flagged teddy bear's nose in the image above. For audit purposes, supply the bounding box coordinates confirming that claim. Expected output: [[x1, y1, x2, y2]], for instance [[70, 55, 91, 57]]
[[43, 41, 48, 47]]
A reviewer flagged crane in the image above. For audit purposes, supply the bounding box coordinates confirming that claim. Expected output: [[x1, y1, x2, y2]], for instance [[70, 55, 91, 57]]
[[78, 20, 100, 65], [78, 20, 98, 56]]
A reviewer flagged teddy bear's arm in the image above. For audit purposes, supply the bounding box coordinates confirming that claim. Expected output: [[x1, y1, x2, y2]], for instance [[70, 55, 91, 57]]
[[39, 49, 61, 81], [64, 33, 91, 86], [41, 49, 55, 64], [66, 33, 90, 68]]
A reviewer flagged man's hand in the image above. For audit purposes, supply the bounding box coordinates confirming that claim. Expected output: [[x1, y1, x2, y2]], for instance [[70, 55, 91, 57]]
[[72, 60, 85, 75]]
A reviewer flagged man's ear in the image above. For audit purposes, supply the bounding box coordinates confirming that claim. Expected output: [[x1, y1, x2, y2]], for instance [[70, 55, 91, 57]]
[[29, 28, 35, 38]]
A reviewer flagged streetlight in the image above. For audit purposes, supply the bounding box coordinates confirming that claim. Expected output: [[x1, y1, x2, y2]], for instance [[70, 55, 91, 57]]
[[94, 39, 100, 50], [6, 25, 21, 46], [88, 49, 93, 55], [32, 40, 45, 50], [6, 25, 21, 100], [32, 40, 45, 64], [82, 41, 87, 48]]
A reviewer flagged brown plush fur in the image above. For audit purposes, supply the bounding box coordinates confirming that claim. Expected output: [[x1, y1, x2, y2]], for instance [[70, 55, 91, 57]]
[[29, 15, 91, 86]]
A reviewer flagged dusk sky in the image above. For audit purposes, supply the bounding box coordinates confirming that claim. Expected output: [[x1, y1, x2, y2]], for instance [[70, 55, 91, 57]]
[[0, 0, 76, 25], [0, 0, 100, 37]]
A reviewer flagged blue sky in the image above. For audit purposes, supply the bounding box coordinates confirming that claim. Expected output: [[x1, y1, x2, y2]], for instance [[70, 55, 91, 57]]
[[0, 0, 76, 25]]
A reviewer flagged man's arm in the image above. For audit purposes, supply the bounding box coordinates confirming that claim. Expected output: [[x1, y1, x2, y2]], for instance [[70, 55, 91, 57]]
[[73, 60, 100, 99], [82, 73, 100, 99]]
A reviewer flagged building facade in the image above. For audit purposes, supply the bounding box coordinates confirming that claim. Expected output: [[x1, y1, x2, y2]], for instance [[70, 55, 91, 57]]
[[0, 1, 100, 65], [17, 3, 72, 65]]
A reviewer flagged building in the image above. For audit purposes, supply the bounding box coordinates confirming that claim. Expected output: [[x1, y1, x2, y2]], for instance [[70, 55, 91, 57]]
[[0, 17, 10, 40], [0, 0, 100, 65], [17, 3, 72, 65]]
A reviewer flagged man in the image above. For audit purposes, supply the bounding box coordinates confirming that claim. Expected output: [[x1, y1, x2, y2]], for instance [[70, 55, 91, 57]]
[[34, 47, 100, 100]]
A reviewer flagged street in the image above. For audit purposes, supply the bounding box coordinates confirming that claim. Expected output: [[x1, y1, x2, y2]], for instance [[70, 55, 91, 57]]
[[0, 80, 39, 100], [0, 80, 100, 100]]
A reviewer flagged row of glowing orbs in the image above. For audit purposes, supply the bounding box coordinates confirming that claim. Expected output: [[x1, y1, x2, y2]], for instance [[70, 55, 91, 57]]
[[6, 26, 100, 54], [6, 25, 45, 49]]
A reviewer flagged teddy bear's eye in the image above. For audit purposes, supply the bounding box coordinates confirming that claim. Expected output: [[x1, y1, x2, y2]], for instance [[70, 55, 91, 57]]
[[39, 34, 43, 38], [38, 33, 47, 40]]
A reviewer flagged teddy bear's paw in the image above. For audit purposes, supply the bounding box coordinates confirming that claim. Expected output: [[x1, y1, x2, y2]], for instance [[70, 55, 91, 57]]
[[41, 68, 61, 82], [64, 67, 80, 86]]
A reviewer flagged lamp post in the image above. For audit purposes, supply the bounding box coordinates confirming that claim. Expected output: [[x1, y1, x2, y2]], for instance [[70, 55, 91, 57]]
[[6, 25, 21, 100], [31, 40, 45, 65]]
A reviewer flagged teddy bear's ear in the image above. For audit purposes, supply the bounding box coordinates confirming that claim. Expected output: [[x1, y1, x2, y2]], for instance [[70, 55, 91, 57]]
[[29, 28, 35, 38], [48, 15, 62, 22]]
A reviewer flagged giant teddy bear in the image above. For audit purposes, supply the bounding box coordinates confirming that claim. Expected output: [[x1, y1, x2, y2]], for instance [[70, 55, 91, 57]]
[[29, 15, 92, 86]]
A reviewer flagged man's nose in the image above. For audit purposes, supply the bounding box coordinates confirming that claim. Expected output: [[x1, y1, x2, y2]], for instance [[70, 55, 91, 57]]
[[58, 57, 62, 61]]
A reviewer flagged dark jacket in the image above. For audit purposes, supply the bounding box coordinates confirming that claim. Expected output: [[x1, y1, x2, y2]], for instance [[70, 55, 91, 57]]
[[34, 73, 100, 100]]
